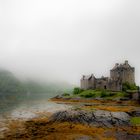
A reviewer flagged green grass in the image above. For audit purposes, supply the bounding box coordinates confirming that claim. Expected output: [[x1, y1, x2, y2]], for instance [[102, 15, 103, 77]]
[[112, 92, 128, 97], [77, 90, 129, 99], [79, 90, 101, 98], [64, 88, 130, 99], [130, 117, 140, 126]]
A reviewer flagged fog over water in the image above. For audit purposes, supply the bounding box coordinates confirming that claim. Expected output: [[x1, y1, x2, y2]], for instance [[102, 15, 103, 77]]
[[0, 0, 140, 85]]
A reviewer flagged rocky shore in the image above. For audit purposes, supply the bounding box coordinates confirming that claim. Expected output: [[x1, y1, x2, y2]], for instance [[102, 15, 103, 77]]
[[1, 96, 140, 140], [2, 108, 140, 140]]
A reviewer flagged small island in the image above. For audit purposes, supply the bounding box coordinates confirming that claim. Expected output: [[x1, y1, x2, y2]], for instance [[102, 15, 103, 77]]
[[52, 60, 139, 101]]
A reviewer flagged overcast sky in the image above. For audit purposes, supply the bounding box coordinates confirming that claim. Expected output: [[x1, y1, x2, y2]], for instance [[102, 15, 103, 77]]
[[0, 0, 140, 85]]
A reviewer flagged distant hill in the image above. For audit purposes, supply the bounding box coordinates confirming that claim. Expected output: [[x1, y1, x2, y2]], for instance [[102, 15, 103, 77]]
[[24, 80, 73, 94], [0, 70, 26, 94], [0, 69, 73, 95]]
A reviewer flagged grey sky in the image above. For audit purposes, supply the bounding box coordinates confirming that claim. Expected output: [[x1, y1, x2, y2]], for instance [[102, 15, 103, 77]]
[[0, 0, 140, 85]]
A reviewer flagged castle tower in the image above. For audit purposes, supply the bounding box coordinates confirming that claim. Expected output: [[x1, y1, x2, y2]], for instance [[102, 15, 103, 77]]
[[80, 74, 96, 90], [110, 60, 135, 84]]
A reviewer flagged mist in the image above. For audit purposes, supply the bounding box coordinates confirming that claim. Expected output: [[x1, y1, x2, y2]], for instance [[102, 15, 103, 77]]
[[0, 0, 140, 86]]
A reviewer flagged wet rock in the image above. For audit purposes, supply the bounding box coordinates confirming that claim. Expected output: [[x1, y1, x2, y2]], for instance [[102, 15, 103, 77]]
[[115, 131, 140, 140], [53, 95, 62, 99], [75, 135, 93, 140], [49, 109, 130, 127], [130, 110, 140, 117], [120, 97, 130, 101], [94, 110, 111, 118]]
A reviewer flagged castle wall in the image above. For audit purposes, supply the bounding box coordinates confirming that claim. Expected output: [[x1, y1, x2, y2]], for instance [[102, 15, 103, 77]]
[[81, 79, 89, 90], [81, 76, 96, 90], [121, 68, 135, 84], [95, 78, 108, 90], [107, 80, 122, 91], [89, 77, 96, 89], [110, 67, 135, 85]]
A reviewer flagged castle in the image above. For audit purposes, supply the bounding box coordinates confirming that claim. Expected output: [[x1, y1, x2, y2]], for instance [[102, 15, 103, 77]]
[[81, 60, 135, 91]]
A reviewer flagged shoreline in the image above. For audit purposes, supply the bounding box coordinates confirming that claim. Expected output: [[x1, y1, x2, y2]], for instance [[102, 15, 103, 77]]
[[1, 97, 140, 140], [0, 100, 72, 139]]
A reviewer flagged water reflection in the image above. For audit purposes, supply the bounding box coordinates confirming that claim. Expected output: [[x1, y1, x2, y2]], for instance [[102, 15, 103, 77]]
[[0, 92, 59, 114]]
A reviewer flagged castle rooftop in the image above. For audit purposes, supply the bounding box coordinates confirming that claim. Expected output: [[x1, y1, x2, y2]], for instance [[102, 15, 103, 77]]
[[111, 60, 133, 70]]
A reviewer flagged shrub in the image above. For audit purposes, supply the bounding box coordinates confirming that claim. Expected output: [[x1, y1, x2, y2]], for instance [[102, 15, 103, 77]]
[[100, 90, 107, 97], [80, 92, 95, 98], [73, 87, 83, 95], [109, 92, 116, 96], [100, 90, 113, 97], [122, 82, 138, 92], [62, 93, 70, 96]]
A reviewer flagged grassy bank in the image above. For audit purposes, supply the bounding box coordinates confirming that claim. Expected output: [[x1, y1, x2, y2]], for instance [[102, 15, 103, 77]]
[[62, 88, 132, 100]]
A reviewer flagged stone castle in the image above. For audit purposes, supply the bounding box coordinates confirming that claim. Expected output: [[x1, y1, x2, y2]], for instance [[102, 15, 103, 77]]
[[81, 60, 135, 91]]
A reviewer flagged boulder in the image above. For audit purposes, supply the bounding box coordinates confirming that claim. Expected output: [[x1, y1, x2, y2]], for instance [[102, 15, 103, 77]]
[[49, 109, 130, 127]]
